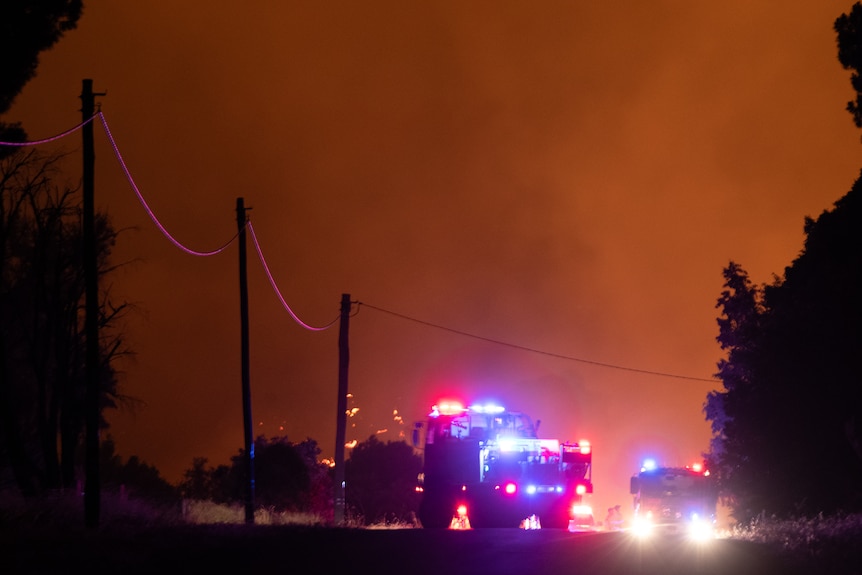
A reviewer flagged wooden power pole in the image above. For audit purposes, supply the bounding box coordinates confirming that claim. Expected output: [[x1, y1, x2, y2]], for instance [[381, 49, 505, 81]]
[[333, 293, 351, 524], [82, 79, 104, 529], [236, 197, 255, 524]]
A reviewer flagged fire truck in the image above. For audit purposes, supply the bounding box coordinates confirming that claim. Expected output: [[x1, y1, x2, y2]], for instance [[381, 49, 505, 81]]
[[629, 459, 718, 540], [413, 400, 593, 529]]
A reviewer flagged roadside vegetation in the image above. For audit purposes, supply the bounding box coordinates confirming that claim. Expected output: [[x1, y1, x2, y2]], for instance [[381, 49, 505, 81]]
[[0, 433, 421, 532], [731, 513, 862, 570]]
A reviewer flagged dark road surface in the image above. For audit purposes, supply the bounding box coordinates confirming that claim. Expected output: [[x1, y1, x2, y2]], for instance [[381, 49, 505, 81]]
[[5, 525, 817, 575]]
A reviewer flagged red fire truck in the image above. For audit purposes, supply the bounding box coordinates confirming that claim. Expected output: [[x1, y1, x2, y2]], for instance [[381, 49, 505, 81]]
[[413, 400, 593, 529], [629, 459, 718, 540]]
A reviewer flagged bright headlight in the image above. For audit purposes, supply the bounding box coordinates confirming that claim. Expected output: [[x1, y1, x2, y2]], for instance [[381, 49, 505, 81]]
[[631, 517, 653, 538], [687, 517, 715, 541]]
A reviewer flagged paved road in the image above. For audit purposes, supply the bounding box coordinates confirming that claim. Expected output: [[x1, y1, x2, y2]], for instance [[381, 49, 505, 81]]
[[6, 525, 812, 575]]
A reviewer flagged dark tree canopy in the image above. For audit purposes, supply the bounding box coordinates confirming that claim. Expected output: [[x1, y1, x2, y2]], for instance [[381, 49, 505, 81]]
[[345, 435, 422, 526], [100, 436, 179, 504], [0, 0, 82, 115], [180, 436, 332, 517], [836, 2, 862, 128], [0, 147, 128, 497], [706, 179, 862, 522]]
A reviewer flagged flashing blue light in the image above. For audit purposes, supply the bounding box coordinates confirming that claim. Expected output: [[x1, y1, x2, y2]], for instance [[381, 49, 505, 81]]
[[469, 403, 505, 414], [641, 458, 657, 472], [526, 485, 537, 495]]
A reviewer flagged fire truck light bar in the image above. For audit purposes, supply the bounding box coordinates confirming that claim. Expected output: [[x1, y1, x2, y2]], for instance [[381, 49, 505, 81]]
[[430, 401, 465, 416], [468, 403, 506, 414]]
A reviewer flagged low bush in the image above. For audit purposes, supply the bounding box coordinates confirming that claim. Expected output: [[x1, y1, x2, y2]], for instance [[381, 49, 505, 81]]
[[731, 511, 862, 567]]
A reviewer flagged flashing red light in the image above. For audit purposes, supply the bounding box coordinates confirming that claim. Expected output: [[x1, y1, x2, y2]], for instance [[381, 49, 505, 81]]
[[691, 462, 703, 473], [432, 401, 465, 416], [571, 504, 593, 516], [504, 482, 517, 495], [579, 440, 591, 455], [576, 484, 587, 496], [456, 504, 468, 517]]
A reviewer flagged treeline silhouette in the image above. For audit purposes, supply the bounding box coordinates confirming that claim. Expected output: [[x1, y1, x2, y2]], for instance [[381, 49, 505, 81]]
[[0, 147, 129, 497], [179, 435, 421, 525], [98, 434, 422, 526], [703, 3, 862, 524]]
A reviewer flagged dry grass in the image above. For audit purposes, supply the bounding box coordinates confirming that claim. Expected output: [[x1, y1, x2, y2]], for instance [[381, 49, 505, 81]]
[[0, 488, 182, 532], [0, 488, 411, 532], [181, 499, 327, 526], [730, 512, 862, 570]]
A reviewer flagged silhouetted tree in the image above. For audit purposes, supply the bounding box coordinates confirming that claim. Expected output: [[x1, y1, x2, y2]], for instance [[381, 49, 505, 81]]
[[181, 436, 331, 516], [207, 463, 237, 505], [706, 263, 777, 520], [0, 0, 82, 114], [294, 438, 333, 522], [251, 436, 310, 511], [100, 436, 178, 504], [0, 1, 84, 151], [179, 457, 212, 501], [836, 2, 862, 129], [345, 435, 421, 525], [706, 187, 862, 521], [0, 147, 129, 496], [704, 262, 766, 461]]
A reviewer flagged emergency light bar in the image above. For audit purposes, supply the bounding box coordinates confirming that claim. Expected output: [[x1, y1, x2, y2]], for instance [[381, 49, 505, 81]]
[[429, 401, 508, 417], [430, 401, 465, 417], [468, 403, 506, 414]]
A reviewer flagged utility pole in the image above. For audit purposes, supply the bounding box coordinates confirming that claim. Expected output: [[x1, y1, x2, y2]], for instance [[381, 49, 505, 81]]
[[333, 293, 351, 525], [236, 197, 255, 524], [81, 79, 105, 529]]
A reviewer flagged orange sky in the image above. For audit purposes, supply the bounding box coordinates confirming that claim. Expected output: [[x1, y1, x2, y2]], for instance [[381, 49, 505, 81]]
[[5, 1, 861, 517]]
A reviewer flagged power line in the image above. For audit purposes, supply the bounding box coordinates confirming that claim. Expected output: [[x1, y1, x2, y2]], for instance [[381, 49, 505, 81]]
[[356, 301, 718, 383], [247, 220, 338, 331], [99, 113, 240, 257], [0, 114, 97, 146], [101, 114, 335, 330]]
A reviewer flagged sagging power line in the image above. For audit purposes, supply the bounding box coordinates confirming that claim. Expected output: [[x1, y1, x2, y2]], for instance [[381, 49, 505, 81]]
[[355, 302, 718, 383]]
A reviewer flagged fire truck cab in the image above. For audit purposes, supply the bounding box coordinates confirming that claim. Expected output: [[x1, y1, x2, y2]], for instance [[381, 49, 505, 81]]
[[414, 400, 593, 529]]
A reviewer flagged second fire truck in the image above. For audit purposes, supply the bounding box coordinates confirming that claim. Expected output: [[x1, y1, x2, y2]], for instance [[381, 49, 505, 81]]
[[629, 459, 718, 539]]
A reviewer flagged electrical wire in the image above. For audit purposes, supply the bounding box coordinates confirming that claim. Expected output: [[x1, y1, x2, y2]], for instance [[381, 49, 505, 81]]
[[0, 115, 97, 146], [356, 301, 718, 383], [247, 220, 338, 331], [98, 113, 238, 257]]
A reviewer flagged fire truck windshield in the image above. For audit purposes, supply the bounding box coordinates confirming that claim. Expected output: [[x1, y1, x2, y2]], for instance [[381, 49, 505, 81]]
[[638, 470, 708, 498], [426, 409, 537, 443]]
